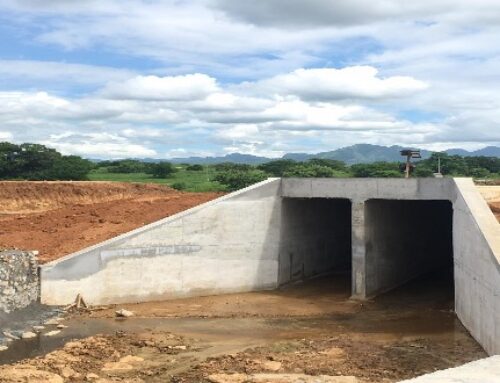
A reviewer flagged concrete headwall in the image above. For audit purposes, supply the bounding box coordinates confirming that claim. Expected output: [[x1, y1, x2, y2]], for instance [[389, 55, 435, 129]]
[[41, 179, 282, 305], [0, 250, 39, 313]]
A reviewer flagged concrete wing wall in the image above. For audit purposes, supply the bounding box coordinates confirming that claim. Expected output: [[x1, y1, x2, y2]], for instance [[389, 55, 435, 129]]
[[453, 178, 500, 355], [40, 179, 282, 305]]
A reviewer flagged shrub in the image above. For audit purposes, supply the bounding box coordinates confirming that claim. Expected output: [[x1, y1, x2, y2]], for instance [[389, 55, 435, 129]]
[[186, 164, 204, 171], [214, 169, 267, 191], [171, 182, 187, 190], [147, 162, 176, 178], [257, 159, 296, 177]]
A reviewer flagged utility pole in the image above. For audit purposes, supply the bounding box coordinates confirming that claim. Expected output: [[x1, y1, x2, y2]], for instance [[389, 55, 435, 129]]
[[400, 149, 421, 178], [434, 155, 443, 178]]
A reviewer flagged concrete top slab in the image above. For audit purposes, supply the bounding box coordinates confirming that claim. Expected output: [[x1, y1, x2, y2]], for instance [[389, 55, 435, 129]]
[[282, 178, 456, 202]]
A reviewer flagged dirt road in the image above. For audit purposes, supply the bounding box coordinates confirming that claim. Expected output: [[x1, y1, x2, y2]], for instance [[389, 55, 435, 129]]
[[0, 181, 221, 263]]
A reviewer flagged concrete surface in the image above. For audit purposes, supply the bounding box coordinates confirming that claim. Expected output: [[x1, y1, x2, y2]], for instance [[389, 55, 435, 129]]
[[279, 198, 351, 285], [40, 177, 500, 356], [453, 179, 500, 356], [398, 356, 500, 382], [364, 199, 453, 296], [41, 178, 282, 305]]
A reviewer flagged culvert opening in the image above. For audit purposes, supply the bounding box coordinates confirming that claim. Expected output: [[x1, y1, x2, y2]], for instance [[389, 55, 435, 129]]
[[365, 199, 454, 299], [279, 198, 352, 291]]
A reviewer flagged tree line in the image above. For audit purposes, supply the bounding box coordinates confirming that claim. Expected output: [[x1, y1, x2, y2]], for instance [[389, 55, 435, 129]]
[[0, 142, 93, 180], [0, 142, 498, 190]]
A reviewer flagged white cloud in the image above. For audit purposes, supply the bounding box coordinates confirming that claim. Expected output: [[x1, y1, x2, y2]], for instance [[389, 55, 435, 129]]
[[101, 74, 220, 101], [42, 132, 157, 159], [213, 0, 500, 28], [0, 60, 135, 88], [0, 1, 500, 156], [0, 132, 13, 141], [0, 63, 487, 158], [244, 66, 427, 101]]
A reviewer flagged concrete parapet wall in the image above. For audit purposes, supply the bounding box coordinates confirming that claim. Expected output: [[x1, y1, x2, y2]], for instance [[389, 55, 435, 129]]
[[41, 178, 282, 305], [281, 178, 457, 201], [0, 250, 39, 313]]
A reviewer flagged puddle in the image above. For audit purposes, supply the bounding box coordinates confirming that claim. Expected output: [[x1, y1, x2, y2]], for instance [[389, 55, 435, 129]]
[[0, 308, 473, 365]]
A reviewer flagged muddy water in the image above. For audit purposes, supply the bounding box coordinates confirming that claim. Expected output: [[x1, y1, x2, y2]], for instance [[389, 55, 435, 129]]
[[0, 271, 486, 370]]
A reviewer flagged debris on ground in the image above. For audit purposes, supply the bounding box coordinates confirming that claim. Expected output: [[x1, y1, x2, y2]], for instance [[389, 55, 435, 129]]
[[116, 309, 135, 318], [44, 330, 61, 337], [21, 331, 37, 339], [2, 331, 19, 340], [44, 318, 60, 325], [64, 293, 89, 313]]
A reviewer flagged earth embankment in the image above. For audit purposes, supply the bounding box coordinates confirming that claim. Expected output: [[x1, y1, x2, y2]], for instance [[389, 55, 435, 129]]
[[0, 181, 221, 263]]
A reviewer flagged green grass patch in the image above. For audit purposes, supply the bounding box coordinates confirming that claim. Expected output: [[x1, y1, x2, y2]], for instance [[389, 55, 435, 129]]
[[88, 166, 227, 192]]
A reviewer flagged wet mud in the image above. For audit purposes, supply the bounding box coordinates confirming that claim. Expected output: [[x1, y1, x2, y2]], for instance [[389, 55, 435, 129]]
[[0, 272, 487, 382]]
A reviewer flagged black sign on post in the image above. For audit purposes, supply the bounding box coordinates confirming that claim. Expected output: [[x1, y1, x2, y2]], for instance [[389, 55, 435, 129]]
[[400, 149, 421, 178]]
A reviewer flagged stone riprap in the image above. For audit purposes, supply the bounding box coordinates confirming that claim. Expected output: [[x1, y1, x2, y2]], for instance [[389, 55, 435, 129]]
[[0, 250, 39, 313]]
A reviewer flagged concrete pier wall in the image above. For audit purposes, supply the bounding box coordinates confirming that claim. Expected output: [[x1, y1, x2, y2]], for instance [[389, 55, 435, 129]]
[[40, 177, 500, 355]]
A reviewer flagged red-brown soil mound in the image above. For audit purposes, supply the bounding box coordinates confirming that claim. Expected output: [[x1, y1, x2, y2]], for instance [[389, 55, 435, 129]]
[[0, 181, 221, 263]]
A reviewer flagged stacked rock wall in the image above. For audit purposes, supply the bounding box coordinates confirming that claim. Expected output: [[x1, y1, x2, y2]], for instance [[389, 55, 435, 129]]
[[0, 250, 39, 313]]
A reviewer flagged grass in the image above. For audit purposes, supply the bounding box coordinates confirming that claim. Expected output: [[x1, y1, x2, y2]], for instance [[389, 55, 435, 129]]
[[88, 165, 227, 192]]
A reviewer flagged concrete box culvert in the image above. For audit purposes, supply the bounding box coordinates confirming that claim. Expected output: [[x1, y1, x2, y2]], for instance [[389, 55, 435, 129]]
[[39, 178, 500, 355]]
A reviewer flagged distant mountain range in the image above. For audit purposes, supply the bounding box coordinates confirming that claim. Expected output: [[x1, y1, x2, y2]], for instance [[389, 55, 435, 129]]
[[161, 144, 500, 165]]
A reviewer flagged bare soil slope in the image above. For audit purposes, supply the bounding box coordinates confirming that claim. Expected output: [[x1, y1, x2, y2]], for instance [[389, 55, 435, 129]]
[[0, 181, 221, 263], [477, 185, 500, 222]]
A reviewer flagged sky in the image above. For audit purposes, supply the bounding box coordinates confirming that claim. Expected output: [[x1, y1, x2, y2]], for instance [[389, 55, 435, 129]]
[[0, 0, 500, 159]]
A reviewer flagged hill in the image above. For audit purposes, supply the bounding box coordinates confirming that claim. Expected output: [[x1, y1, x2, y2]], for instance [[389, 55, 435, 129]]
[[163, 144, 500, 165]]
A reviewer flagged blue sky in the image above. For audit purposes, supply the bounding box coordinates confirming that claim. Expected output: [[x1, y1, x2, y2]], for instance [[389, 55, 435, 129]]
[[0, 0, 499, 159]]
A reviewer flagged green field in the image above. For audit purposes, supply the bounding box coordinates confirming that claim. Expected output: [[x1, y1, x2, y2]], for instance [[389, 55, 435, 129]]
[[88, 165, 226, 192]]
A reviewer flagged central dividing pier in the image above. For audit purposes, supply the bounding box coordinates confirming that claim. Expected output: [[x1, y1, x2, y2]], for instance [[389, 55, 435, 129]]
[[40, 178, 500, 355]]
